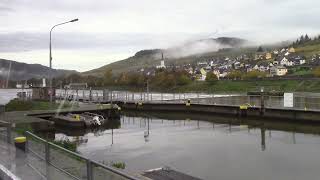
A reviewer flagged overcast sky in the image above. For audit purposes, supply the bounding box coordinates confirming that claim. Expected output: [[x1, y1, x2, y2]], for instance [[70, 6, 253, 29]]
[[0, 0, 319, 72]]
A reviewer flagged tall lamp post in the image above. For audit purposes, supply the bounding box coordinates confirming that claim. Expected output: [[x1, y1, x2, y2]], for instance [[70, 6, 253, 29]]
[[49, 18, 78, 104]]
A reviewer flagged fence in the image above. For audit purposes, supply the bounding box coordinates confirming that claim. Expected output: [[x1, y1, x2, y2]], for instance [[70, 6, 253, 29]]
[[0, 121, 11, 144], [25, 131, 138, 180], [56, 89, 320, 111]]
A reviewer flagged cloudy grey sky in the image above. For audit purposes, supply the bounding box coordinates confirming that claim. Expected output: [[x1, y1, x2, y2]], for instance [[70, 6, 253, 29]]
[[0, 0, 319, 71]]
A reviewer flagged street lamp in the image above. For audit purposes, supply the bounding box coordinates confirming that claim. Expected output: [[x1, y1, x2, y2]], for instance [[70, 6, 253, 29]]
[[49, 18, 78, 104]]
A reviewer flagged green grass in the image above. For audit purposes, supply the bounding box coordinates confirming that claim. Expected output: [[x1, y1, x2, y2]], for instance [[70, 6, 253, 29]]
[[5, 99, 71, 112], [100, 161, 126, 169], [296, 43, 320, 58], [291, 70, 313, 76], [111, 162, 126, 169], [53, 139, 77, 152]]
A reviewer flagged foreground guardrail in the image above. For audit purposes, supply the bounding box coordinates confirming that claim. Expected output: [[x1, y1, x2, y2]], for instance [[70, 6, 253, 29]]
[[25, 131, 139, 180]]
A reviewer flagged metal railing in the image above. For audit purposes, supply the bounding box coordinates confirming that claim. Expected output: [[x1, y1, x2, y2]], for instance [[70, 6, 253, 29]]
[[55, 89, 320, 111], [25, 131, 139, 180]]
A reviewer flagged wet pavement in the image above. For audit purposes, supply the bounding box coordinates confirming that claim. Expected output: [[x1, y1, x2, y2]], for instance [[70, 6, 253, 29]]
[[0, 131, 74, 180]]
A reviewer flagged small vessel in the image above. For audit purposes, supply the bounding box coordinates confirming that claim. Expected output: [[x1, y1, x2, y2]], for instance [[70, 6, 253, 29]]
[[52, 112, 107, 128]]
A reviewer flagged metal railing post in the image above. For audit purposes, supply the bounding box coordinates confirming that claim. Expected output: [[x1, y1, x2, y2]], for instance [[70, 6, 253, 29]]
[[197, 93, 200, 104], [110, 91, 113, 104], [6, 125, 11, 144], [161, 93, 163, 101], [45, 140, 50, 163], [89, 87, 92, 102], [86, 159, 93, 180]]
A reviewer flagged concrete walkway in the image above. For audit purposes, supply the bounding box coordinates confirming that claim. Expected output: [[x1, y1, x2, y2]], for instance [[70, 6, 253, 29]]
[[0, 132, 74, 180]]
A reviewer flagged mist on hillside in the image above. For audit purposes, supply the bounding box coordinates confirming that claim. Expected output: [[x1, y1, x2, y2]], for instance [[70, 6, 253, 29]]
[[152, 37, 249, 59]]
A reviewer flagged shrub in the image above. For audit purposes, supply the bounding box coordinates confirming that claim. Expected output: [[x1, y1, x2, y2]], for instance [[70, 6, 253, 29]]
[[205, 73, 218, 83]]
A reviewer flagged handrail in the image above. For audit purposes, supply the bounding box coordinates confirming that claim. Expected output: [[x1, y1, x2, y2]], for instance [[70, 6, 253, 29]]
[[0, 120, 10, 127], [25, 131, 139, 180]]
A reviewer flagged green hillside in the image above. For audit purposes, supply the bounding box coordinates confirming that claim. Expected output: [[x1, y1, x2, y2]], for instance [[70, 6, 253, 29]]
[[83, 35, 320, 77], [82, 37, 249, 76]]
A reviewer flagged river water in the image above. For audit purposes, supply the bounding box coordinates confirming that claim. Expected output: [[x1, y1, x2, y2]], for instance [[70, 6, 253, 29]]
[[49, 112, 320, 180]]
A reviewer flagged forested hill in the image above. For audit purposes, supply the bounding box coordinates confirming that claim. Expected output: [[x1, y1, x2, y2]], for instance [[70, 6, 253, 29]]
[[0, 58, 77, 81]]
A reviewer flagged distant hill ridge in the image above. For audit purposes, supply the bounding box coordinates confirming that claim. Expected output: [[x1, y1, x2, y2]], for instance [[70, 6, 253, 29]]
[[0, 58, 77, 81]]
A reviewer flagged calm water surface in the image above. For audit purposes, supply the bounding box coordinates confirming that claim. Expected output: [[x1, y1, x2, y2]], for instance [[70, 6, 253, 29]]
[[53, 113, 320, 180]]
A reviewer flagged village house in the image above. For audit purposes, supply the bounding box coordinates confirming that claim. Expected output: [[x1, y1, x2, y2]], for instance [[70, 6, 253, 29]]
[[291, 56, 306, 65], [288, 47, 296, 53], [233, 61, 241, 69], [195, 68, 207, 81], [219, 70, 229, 78], [270, 66, 288, 76], [265, 52, 272, 60], [284, 51, 290, 56], [213, 69, 220, 80], [280, 57, 294, 66]]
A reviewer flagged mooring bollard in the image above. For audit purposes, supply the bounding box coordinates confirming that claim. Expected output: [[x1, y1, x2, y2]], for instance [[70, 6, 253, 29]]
[[186, 99, 191, 106], [14, 137, 26, 152], [14, 137, 26, 151]]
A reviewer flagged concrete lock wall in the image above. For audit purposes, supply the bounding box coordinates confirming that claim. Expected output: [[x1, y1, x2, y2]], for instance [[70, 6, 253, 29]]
[[121, 102, 320, 123]]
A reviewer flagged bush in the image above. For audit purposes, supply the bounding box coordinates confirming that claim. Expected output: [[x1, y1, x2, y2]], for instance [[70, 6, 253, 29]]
[[176, 74, 192, 86], [205, 73, 218, 83], [243, 70, 267, 80], [5, 99, 33, 112], [313, 66, 320, 77], [226, 70, 242, 80], [53, 139, 77, 152], [111, 162, 126, 169]]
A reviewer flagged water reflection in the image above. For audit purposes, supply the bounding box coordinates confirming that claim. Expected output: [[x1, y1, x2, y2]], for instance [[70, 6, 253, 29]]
[[26, 111, 320, 180]]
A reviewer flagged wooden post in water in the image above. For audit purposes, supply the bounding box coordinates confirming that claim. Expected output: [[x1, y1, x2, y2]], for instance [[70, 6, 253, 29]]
[[111, 128, 114, 145], [261, 125, 266, 151]]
